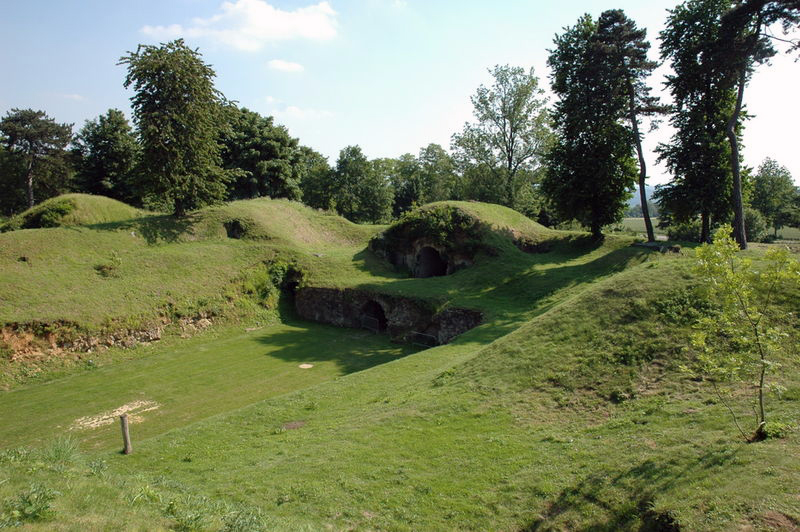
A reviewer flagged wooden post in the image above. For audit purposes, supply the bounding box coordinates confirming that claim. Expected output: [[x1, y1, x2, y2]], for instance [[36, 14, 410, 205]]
[[120, 414, 132, 455]]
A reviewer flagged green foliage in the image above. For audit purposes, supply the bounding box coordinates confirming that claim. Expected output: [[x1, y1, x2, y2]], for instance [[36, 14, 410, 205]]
[[751, 157, 798, 236], [298, 146, 334, 211], [656, 0, 736, 242], [120, 39, 228, 217], [221, 106, 302, 201], [72, 109, 139, 203], [1, 197, 76, 231], [375, 204, 487, 255], [743, 205, 768, 243], [665, 218, 702, 242], [0, 108, 73, 211], [688, 225, 800, 440], [1, 484, 58, 524], [451, 64, 551, 206], [542, 14, 639, 238], [329, 145, 393, 223]]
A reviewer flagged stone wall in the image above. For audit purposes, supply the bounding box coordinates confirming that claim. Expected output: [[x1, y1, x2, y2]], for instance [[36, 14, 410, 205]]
[[295, 287, 482, 345]]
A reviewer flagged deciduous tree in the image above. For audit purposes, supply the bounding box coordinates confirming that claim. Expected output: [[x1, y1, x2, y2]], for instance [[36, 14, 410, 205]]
[[751, 158, 798, 236], [593, 9, 667, 242], [714, 0, 800, 248], [221, 106, 302, 201], [451, 65, 550, 206], [72, 109, 139, 202], [119, 39, 228, 216], [689, 225, 800, 441]]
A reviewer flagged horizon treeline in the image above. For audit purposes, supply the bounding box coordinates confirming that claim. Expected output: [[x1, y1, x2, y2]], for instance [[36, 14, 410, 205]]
[[1, 0, 798, 242]]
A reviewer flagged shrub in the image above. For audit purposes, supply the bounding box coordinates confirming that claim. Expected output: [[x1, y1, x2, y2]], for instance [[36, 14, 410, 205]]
[[2, 199, 77, 232], [666, 219, 701, 242], [743, 206, 768, 243], [2, 484, 58, 524]]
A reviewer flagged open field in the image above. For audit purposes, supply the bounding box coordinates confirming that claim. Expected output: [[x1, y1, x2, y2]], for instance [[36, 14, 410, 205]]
[[2, 196, 799, 530], [0, 319, 417, 450]]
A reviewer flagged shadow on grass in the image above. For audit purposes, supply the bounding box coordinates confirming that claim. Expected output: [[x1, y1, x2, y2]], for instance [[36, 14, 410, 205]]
[[252, 318, 422, 375], [88, 213, 198, 244], [349, 242, 650, 345], [523, 447, 739, 531]]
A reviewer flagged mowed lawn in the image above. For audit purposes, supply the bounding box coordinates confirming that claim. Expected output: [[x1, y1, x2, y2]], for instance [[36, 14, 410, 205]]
[[0, 320, 417, 450]]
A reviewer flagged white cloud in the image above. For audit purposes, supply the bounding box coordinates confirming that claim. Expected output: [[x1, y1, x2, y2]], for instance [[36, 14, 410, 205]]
[[264, 95, 280, 104], [268, 59, 304, 72], [141, 0, 338, 52]]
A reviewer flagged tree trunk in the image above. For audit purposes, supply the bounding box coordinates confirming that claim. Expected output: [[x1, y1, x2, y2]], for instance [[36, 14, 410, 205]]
[[173, 196, 186, 218], [700, 211, 710, 243], [25, 156, 35, 208], [627, 82, 655, 242], [727, 67, 748, 250]]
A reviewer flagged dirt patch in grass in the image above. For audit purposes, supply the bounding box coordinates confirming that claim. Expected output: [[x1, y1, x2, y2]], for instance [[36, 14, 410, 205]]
[[71, 400, 160, 430], [282, 420, 306, 430]]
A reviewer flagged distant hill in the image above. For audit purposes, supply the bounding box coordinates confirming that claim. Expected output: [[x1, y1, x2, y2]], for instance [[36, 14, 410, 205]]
[[627, 184, 657, 206]]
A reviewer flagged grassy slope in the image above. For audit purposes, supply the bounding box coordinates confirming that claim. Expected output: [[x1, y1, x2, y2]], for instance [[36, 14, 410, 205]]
[[3, 193, 143, 229], [0, 197, 377, 328], [2, 197, 799, 530]]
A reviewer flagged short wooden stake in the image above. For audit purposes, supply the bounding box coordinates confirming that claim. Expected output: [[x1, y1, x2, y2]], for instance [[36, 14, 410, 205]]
[[120, 414, 132, 455]]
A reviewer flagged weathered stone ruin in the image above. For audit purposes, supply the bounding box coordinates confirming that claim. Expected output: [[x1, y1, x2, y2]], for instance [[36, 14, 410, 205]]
[[295, 287, 482, 346]]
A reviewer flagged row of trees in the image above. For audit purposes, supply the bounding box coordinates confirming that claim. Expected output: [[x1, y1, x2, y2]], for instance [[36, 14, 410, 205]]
[[2, 1, 798, 240]]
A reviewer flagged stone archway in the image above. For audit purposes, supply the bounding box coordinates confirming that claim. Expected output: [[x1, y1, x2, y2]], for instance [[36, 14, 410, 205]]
[[361, 300, 388, 332], [416, 246, 448, 278]]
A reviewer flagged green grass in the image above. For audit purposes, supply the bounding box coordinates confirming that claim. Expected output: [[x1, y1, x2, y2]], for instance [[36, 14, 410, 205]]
[[2, 195, 799, 530], [0, 318, 416, 450], [620, 217, 664, 236]]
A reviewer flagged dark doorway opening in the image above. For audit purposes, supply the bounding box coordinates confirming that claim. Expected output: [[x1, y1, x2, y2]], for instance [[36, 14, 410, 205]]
[[361, 300, 388, 332], [224, 219, 246, 239], [416, 246, 448, 277]]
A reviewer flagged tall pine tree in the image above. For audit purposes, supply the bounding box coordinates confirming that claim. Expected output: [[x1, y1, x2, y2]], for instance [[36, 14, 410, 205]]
[[656, 0, 737, 243], [542, 15, 638, 239]]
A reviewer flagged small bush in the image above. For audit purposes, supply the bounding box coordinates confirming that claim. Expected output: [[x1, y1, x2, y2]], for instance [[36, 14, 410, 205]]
[[2, 484, 58, 524], [3, 199, 77, 231], [764, 421, 793, 439], [744, 206, 768, 243], [666, 219, 701, 242]]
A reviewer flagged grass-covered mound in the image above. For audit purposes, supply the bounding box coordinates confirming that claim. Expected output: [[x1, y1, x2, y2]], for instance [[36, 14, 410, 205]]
[[3, 250, 798, 530], [0, 193, 143, 232], [370, 201, 556, 262]]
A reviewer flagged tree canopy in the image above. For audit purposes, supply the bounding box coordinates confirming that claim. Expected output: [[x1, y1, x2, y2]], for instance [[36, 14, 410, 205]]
[[221, 106, 303, 201], [119, 39, 228, 216], [542, 14, 639, 238], [72, 109, 139, 203], [0, 108, 73, 209], [656, 0, 736, 243], [451, 65, 550, 207]]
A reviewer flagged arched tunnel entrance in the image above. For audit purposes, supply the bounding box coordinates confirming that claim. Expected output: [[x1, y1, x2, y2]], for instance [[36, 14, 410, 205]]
[[416, 246, 448, 278], [361, 300, 388, 333]]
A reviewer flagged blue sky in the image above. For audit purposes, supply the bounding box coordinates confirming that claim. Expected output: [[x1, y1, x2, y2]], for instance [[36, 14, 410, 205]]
[[1, 0, 797, 184]]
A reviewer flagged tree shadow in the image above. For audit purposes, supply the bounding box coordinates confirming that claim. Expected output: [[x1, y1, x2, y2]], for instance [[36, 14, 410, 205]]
[[347, 243, 650, 346], [523, 447, 739, 531], [87, 213, 199, 244], [251, 317, 421, 375]]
